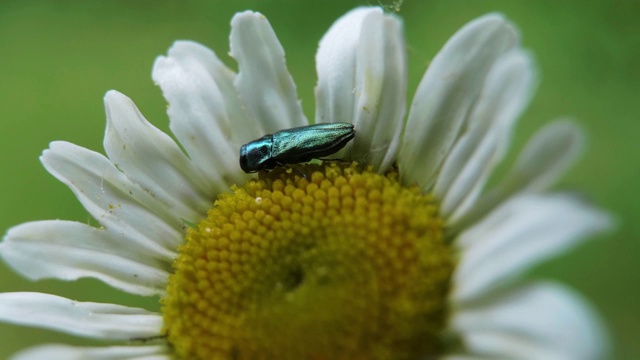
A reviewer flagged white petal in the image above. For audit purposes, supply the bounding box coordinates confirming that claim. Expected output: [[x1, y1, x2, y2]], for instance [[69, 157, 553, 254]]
[[152, 41, 249, 189], [496, 120, 585, 195], [451, 283, 609, 360], [435, 50, 536, 220], [454, 193, 613, 302], [11, 344, 169, 360], [315, 7, 407, 172], [103, 90, 212, 220], [0, 221, 168, 296], [0, 293, 162, 340], [230, 11, 307, 134], [315, 7, 372, 125], [316, 7, 369, 122], [41, 141, 181, 261], [453, 120, 585, 230], [399, 14, 519, 190]]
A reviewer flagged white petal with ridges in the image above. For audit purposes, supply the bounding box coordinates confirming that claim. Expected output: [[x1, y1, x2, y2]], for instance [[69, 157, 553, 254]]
[[0, 293, 162, 340], [435, 50, 535, 220], [0, 220, 168, 296], [399, 13, 519, 190], [152, 41, 249, 189], [104, 91, 212, 221], [315, 7, 407, 172], [451, 283, 608, 360], [454, 193, 612, 302], [316, 8, 371, 125], [41, 142, 181, 261], [495, 120, 585, 195], [11, 344, 169, 360], [453, 120, 585, 230], [230, 11, 307, 134]]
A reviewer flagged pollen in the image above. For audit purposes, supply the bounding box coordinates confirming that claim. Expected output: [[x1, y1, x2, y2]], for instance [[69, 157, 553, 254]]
[[163, 162, 454, 360]]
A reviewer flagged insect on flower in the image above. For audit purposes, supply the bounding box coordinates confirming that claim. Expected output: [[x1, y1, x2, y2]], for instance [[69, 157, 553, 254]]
[[239, 122, 355, 173]]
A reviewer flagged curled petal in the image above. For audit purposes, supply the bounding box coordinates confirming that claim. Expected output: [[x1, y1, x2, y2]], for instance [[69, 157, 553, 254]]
[[230, 11, 308, 134], [152, 41, 249, 189], [435, 50, 536, 221], [316, 7, 407, 172], [399, 13, 519, 190], [103, 90, 212, 220]]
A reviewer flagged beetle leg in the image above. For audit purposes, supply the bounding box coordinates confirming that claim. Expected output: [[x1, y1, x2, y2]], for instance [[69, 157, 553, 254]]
[[318, 157, 350, 163], [276, 161, 307, 179]]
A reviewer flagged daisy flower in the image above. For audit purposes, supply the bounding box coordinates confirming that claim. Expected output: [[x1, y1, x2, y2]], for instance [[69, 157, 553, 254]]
[[0, 7, 612, 360]]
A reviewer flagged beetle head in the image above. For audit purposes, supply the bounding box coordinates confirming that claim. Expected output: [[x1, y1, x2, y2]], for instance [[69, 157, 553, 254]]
[[239, 136, 273, 173]]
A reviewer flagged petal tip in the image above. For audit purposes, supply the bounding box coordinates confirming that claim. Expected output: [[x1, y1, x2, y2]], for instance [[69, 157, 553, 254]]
[[103, 90, 129, 108], [465, 12, 519, 42], [231, 10, 265, 25]]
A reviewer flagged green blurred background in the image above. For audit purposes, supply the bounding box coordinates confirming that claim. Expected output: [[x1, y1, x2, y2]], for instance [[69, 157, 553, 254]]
[[0, 0, 637, 358]]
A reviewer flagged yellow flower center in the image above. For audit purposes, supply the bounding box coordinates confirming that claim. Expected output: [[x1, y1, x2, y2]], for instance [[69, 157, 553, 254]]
[[163, 162, 454, 360]]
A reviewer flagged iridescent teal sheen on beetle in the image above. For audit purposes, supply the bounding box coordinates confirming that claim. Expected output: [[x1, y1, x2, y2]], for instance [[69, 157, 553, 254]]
[[239, 123, 355, 173]]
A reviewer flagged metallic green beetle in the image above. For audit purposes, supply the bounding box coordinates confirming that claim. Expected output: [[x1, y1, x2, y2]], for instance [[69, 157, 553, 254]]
[[239, 122, 355, 173]]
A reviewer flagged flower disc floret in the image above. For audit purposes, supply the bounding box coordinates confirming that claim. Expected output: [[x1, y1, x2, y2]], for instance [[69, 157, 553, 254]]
[[163, 163, 454, 360]]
